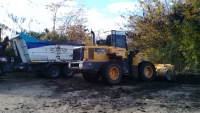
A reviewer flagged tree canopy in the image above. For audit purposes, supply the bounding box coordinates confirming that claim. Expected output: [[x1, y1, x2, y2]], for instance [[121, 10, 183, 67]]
[[126, 0, 200, 72]]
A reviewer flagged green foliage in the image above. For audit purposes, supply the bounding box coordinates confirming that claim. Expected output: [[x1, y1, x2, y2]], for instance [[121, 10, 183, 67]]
[[3, 44, 15, 64], [127, 0, 171, 61], [66, 25, 91, 44], [40, 30, 69, 42], [170, 0, 200, 70], [0, 72, 37, 79], [0, 23, 9, 30], [126, 0, 200, 72], [27, 31, 46, 39], [0, 23, 9, 40]]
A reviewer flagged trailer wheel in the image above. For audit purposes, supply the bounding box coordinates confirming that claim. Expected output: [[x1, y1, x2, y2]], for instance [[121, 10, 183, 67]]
[[45, 65, 61, 79], [101, 62, 122, 84], [82, 72, 100, 82], [62, 65, 74, 78], [138, 61, 156, 82]]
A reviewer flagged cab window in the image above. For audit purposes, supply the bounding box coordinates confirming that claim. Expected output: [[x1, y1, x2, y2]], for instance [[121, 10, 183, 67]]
[[116, 35, 126, 48]]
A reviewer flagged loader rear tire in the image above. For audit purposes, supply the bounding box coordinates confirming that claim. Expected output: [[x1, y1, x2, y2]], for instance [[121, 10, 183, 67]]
[[62, 65, 74, 78], [45, 65, 61, 79], [82, 72, 100, 82], [101, 62, 122, 84], [138, 61, 156, 82]]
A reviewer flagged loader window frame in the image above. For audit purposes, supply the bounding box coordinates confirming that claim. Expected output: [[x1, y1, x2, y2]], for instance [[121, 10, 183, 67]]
[[106, 35, 111, 46], [115, 35, 127, 49], [105, 30, 128, 50]]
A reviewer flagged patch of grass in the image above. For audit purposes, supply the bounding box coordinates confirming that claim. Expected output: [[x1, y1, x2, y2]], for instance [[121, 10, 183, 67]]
[[175, 73, 200, 83], [0, 72, 39, 79]]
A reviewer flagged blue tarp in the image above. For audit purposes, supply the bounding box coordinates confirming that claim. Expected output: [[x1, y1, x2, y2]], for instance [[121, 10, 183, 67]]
[[26, 42, 57, 49], [19, 33, 44, 43], [15, 33, 81, 49]]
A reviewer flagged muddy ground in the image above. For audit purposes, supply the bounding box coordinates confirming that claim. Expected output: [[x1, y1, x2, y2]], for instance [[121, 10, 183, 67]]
[[0, 74, 200, 113]]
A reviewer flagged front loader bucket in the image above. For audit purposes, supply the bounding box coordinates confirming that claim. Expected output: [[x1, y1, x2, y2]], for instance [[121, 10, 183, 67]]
[[155, 64, 176, 81]]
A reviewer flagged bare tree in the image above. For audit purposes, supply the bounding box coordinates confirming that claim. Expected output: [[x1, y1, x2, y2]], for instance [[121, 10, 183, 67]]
[[6, 13, 41, 37], [7, 13, 27, 33], [46, 0, 72, 31], [58, 3, 88, 35], [46, 0, 88, 42]]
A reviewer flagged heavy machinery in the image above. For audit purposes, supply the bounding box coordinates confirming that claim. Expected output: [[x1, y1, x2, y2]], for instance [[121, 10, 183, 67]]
[[68, 30, 175, 84], [0, 28, 81, 78]]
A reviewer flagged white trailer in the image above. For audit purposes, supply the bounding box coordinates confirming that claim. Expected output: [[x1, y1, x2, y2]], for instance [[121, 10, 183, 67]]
[[0, 33, 81, 78]]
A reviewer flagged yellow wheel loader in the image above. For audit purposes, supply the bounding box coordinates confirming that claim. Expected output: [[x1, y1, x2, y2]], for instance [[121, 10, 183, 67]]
[[68, 30, 175, 84]]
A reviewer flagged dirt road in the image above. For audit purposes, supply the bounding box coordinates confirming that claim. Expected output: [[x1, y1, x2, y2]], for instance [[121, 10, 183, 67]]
[[0, 74, 200, 113]]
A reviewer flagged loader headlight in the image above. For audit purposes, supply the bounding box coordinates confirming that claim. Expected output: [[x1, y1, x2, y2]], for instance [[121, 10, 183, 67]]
[[79, 63, 83, 69]]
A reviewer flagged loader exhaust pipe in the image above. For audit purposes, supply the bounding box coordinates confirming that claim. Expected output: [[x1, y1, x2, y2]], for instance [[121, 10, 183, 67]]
[[155, 64, 176, 81], [91, 31, 95, 46]]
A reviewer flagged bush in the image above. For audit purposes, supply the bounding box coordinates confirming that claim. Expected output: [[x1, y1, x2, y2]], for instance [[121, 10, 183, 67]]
[[0, 72, 38, 79]]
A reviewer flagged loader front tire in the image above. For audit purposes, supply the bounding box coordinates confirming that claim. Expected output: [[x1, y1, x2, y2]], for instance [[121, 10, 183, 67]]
[[138, 61, 156, 82], [101, 62, 122, 84], [45, 65, 61, 79], [82, 72, 100, 82]]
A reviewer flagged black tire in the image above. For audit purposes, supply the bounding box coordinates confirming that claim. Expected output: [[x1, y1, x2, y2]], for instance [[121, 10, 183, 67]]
[[82, 72, 100, 82], [45, 65, 61, 79], [101, 62, 122, 84], [62, 65, 74, 78], [138, 61, 156, 82]]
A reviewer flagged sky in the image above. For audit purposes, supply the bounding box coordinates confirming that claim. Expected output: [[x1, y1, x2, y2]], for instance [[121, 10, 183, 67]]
[[0, 0, 140, 37]]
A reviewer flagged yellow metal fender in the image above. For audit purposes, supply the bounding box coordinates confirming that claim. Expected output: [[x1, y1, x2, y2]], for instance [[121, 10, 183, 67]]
[[154, 64, 176, 81]]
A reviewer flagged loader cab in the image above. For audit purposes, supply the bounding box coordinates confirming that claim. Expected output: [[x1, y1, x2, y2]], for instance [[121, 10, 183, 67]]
[[96, 30, 128, 50]]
